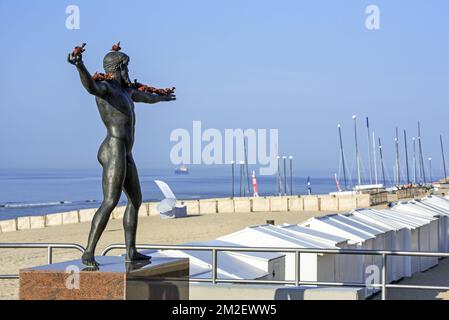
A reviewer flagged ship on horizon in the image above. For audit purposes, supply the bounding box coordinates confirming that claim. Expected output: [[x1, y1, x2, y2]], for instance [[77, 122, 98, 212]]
[[175, 165, 189, 175]]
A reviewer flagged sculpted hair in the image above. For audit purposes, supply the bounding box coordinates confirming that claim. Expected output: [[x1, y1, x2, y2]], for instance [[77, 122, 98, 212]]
[[103, 51, 129, 73]]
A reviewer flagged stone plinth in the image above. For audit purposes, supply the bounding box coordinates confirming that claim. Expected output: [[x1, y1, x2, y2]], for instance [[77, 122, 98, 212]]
[[19, 256, 189, 300]]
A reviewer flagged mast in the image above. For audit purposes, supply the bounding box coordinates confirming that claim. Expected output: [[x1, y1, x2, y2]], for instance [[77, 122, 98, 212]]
[[366, 117, 373, 184], [378, 138, 387, 187], [412, 137, 417, 184], [353, 115, 362, 187], [441, 135, 448, 183], [395, 128, 401, 186], [373, 131, 378, 184], [338, 124, 348, 190], [404, 130, 410, 185], [244, 137, 251, 194], [418, 122, 426, 184]]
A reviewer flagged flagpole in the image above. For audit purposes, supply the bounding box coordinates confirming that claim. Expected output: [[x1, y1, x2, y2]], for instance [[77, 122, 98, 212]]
[[231, 161, 235, 198], [283, 156, 287, 196], [289, 156, 293, 196]]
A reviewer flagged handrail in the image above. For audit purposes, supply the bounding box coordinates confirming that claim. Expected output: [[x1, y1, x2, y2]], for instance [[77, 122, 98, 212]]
[[2, 242, 449, 300], [102, 243, 449, 300], [0, 243, 85, 279]]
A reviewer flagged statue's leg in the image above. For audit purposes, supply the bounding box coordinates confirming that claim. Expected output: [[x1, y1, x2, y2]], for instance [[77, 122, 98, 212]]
[[82, 138, 127, 267], [122, 155, 149, 261]]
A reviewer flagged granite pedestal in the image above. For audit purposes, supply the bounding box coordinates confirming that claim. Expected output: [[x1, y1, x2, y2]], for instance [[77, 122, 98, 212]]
[[19, 256, 189, 300]]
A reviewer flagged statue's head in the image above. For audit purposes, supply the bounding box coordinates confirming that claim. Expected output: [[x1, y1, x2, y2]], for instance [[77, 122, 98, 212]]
[[103, 47, 131, 87]]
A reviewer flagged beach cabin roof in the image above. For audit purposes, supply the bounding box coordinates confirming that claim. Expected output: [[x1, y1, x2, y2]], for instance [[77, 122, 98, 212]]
[[141, 239, 275, 280], [218, 225, 338, 249], [350, 209, 406, 231], [326, 214, 385, 237], [301, 216, 376, 244], [279, 224, 349, 246]]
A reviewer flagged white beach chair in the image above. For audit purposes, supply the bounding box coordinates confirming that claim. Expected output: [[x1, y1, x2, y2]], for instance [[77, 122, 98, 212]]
[[154, 180, 187, 219]]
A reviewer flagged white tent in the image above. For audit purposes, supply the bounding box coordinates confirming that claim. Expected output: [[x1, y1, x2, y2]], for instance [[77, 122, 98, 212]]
[[278, 224, 360, 284], [217, 225, 342, 284], [141, 239, 285, 281], [350, 209, 412, 279]]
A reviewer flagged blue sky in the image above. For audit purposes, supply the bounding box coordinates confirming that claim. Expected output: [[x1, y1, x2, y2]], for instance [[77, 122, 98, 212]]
[[0, 0, 448, 179]]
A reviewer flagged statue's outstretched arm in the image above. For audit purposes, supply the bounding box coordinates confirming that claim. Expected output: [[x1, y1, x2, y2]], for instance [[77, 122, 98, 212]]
[[68, 50, 107, 97], [75, 62, 108, 97], [131, 89, 176, 104]]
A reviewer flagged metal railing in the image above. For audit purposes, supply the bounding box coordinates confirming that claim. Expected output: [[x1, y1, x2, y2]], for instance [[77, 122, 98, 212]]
[[0, 243, 86, 279], [1, 242, 448, 300], [102, 244, 449, 300]]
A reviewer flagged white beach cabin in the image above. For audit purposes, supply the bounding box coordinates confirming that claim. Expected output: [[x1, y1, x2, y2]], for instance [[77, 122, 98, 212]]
[[388, 203, 440, 255], [374, 208, 438, 271], [300, 216, 376, 297], [350, 209, 412, 279], [278, 224, 360, 284], [402, 200, 449, 253], [217, 225, 343, 285], [141, 239, 285, 281]]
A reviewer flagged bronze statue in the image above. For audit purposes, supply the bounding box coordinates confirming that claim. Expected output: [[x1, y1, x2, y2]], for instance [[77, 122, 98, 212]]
[[68, 43, 176, 267]]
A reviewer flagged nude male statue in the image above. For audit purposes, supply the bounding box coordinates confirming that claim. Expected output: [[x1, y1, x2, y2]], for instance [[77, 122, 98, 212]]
[[68, 43, 176, 267]]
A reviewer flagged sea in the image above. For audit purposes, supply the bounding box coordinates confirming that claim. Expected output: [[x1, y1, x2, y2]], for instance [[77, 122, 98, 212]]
[[0, 168, 338, 221]]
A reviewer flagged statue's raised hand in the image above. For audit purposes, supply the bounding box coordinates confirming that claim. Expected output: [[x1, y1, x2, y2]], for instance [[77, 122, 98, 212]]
[[162, 94, 176, 102], [67, 43, 86, 66]]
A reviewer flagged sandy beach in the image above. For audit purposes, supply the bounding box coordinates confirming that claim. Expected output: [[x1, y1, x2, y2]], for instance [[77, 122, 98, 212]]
[[1, 209, 448, 300]]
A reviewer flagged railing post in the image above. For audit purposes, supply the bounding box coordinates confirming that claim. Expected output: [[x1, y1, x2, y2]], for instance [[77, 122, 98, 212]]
[[381, 253, 387, 300], [295, 251, 300, 286], [47, 246, 53, 264], [212, 249, 217, 284]]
